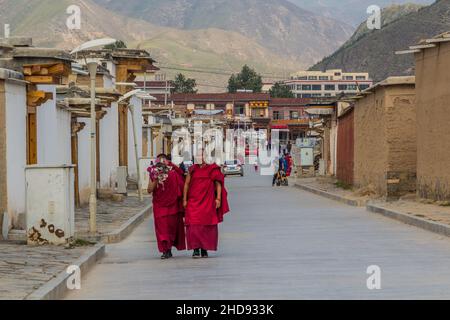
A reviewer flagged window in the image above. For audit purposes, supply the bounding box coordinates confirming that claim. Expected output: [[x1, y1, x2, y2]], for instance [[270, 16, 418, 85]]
[[356, 76, 366, 80], [235, 105, 245, 115], [319, 76, 329, 81], [312, 84, 322, 91], [334, 72, 341, 76], [324, 93, 332, 97], [297, 85, 302, 91], [302, 85, 312, 91], [311, 94, 322, 98], [308, 76, 318, 80], [324, 84, 335, 91], [338, 84, 347, 91], [196, 104, 206, 109], [360, 84, 370, 90], [297, 76, 307, 80], [290, 111, 299, 120], [302, 94, 312, 98], [347, 84, 358, 91], [344, 76, 354, 80], [273, 111, 284, 120]]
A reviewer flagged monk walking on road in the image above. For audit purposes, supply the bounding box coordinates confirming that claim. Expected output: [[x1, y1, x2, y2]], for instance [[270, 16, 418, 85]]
[[183, 150, 230, 258], [148, 154, 186, 259]]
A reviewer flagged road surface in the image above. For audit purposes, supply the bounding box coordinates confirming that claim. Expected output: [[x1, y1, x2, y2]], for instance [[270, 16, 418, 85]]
[[66, 168, 450, 299]]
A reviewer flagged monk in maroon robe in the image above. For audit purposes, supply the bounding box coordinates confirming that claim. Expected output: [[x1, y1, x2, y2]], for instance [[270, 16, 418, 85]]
[[183, 155, 230, 258], [147, 154, 186, 259]]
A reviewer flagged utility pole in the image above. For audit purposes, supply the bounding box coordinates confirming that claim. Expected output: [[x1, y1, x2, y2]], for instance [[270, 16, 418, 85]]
[[87, 62, 98, 233]]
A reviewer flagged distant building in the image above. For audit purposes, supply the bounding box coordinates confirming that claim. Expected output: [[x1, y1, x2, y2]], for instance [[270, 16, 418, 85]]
[[134, 66, 174, 96], [284, 69, 373, 98]]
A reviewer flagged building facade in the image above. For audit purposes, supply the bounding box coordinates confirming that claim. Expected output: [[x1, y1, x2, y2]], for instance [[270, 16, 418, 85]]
[[285, 69, 373, 98]]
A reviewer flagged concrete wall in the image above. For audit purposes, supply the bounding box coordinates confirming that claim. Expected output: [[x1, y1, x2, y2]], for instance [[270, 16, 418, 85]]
[[37, 85, 72, 166], [415, 41, 450, 200], [354, 84, 416, 198]]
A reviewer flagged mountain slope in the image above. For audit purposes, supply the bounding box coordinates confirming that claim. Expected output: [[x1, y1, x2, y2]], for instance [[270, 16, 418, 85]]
[[0, 0, 303, 91], [92, 0, 355, 64], [310, 0, 450, 82], [287, 0, 435, 27]]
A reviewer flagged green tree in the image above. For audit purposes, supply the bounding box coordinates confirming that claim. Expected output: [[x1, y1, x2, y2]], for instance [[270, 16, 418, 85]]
[[269, 82, 295, 98], [172, 73, 197, 94], [228, 65, 263, 93], [104, 40, 127, 50]]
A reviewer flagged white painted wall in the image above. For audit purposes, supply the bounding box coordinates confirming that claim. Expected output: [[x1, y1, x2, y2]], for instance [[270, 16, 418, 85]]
[[5, 81, 27, 227], [100, 101, 119, 189], [127, 96, 143, 179], [36, 85, 72, 166], [77, 120, 91, 205], [99, 74, 120, 190]]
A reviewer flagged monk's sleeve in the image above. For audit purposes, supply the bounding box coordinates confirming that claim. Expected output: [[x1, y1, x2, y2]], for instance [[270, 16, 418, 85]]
[[211, 168, 230, 220]]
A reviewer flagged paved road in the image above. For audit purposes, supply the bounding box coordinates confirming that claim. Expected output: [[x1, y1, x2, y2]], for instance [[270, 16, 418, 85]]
[[66, 168, 450, 299]]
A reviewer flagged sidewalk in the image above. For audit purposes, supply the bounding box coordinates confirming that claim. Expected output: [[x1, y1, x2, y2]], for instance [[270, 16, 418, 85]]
[[295, 177, 450, 238], [0, 196, 152, 300], [75, 197, 152, 243], [0, 242, 102, 300], [294, 177, 374, 206]]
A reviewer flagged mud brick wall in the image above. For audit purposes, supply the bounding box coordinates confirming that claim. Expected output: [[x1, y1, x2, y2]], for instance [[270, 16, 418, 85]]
[[415, 41, 450, 201], [354, 84, 416, 199], [336, 108, 354, 186], [354, 88, 389, 196]]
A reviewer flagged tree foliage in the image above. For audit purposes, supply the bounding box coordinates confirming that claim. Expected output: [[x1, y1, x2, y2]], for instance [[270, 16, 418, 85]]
[[104, 40, 127, 49], [228, 65, 263, 93], [269, 82, 295, 98], [172, 73, 198, 94]]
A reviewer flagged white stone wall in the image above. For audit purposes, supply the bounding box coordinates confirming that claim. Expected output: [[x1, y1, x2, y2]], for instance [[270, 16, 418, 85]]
[[5, 81, 27, 227]]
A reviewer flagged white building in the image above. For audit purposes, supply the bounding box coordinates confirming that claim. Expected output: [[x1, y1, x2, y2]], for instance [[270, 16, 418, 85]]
[[285, 69, 373, 98]]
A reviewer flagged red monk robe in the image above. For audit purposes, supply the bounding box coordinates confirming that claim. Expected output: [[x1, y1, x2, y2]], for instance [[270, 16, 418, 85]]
[[184, 163, 230, 251], [148, 162, 186, 255]]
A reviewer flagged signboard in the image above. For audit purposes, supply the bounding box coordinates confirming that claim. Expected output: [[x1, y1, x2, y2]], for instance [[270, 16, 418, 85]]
[[300, 148, 314, 167], [296, 138, 316, 148]]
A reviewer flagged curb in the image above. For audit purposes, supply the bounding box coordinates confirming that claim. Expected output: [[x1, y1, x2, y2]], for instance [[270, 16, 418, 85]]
[[367, 204, 450, 238], [295, 183, 367, 207], [76, 204, 153, 244], [25, 243, 105, 300]]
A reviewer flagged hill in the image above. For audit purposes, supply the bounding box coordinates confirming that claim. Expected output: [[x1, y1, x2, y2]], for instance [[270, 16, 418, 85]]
[[0, 0, 304, 91], [310, 0, 450, 82], [92, 0, 354, 64]]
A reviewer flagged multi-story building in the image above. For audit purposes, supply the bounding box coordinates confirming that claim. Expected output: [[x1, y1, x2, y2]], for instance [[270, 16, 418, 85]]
[[285, 69, 373, 98]]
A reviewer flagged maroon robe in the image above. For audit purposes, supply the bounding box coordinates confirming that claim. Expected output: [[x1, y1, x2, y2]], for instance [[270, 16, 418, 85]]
[[149, 164, 186, 253], [185, 163, 230, 251]]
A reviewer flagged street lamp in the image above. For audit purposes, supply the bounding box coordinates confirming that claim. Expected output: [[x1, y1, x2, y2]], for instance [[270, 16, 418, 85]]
[[71, 38, 117, 234], [118, 90, 156, 202]]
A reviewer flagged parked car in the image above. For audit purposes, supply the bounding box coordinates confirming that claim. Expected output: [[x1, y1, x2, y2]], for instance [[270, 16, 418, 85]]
[[222, 160, 244, 177]]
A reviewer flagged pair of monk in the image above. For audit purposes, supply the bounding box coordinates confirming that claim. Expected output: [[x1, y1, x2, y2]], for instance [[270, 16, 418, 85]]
[[147, 153, 230, 259]]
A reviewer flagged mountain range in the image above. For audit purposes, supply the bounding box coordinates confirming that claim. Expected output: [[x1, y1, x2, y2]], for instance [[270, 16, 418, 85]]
[[311, 0, 450, 82]]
